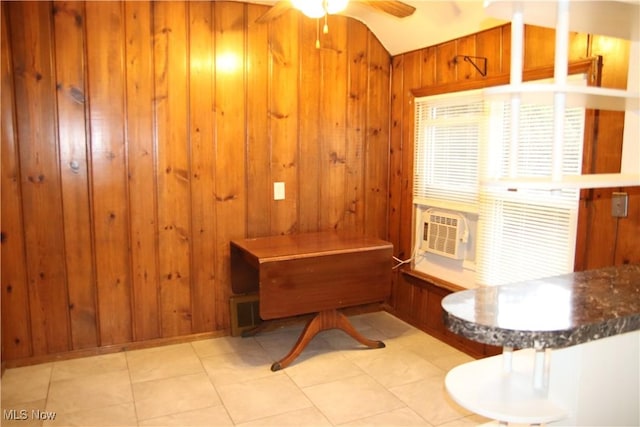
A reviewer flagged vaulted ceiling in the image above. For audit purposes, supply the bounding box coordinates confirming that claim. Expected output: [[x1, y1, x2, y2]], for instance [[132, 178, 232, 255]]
[[245, 0, 506, 55]]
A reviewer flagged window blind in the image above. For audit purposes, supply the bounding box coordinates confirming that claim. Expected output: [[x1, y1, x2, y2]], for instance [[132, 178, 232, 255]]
[[413, 92, 484, 211], [476, 75, 586, 286]]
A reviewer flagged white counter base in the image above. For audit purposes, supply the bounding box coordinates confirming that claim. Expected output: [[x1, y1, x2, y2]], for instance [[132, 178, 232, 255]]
[[445, 330, 640, 426]]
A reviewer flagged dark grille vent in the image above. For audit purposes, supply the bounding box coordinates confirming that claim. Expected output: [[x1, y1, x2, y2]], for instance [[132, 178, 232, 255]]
[[229, 293, 260, 336]]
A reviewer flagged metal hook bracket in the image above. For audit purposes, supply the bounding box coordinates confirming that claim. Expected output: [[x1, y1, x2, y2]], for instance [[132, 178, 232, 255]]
[[454, 55, 488, 77]]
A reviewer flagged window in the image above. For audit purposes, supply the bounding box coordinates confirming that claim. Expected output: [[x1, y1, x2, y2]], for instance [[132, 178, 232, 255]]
[[413, 91, 484, 213], [413, 74, 586, 287]]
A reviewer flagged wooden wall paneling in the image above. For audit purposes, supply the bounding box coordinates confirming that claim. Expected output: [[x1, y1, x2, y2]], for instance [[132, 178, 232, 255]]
[[297, 15, 321, 233], [435, 41, 457, 85], [1, 3, 32, 360], [269, 10, 300, 235], [398, 51, 421, 260], [85, 1, 132, 346], [188, 1, 216, 333], [343, 20, 368, 233], [52, 0, 98, 350], [364, 34, 390, 239], [420, 46, 436, 87], [213, 1, 247, 330], [523, 26, 588, 70], [455, 35, 477, 81], [581, 189, 621, 269], [590, 35, 629, 173], [387, 55, 404, 309], [475, 26, 505, 77], [523, 26, 555, 70], [615, 186, 640, 265], [124, 1, 161, 341], [153, 1, 193, 337], [319, 15, 348, 231], [246, 4, 271, 238], [388, 55, 403, 257], [8, 1, 72, 355]]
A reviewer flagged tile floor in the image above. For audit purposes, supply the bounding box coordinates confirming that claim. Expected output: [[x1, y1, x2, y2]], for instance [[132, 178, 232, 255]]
[[1, 311, 490, 426]]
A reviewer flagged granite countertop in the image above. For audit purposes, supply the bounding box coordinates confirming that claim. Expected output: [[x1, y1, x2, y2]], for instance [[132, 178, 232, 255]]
[[441, 264, 640, 349]]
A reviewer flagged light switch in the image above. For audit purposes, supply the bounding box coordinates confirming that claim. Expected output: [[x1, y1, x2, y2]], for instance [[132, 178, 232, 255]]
[[274, 182, 285, 200]]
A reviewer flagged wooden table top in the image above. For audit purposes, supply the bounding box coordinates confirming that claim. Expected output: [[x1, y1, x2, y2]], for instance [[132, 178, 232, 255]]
[[230, 231, 393, 262]]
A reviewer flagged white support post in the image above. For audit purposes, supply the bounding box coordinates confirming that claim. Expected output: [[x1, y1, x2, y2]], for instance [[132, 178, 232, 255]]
[[552, 0, 570, 183], [509, 5, 524, 179]]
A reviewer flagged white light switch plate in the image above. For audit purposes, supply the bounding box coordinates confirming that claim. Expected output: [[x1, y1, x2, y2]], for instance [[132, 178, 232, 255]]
[[274, 182, 285, 200]]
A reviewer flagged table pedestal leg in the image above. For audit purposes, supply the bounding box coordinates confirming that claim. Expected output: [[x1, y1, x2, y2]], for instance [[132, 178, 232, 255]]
[[270, 309, 385, 371]]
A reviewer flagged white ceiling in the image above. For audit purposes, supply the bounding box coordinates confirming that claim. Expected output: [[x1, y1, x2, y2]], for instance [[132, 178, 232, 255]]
[[244, 1, 507, 55]]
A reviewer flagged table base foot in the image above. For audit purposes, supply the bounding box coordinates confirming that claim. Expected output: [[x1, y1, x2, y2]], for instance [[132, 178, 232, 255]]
[[271, 309, 385, 371]]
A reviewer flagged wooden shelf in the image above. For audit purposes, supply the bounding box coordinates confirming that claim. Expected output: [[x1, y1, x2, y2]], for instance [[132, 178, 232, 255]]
[[484, 0, 640, 41]]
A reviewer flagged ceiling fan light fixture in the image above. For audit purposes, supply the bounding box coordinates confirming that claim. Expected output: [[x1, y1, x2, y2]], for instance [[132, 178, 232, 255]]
[[291, 0, 325, 18], [291, 0, 349, 18], [325, 0, 348, 14]]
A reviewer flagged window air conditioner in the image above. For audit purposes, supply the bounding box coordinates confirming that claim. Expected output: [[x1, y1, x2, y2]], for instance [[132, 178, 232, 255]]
[[421, 210, 466, 260]]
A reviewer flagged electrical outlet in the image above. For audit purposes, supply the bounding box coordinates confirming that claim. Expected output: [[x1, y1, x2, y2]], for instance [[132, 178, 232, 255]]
[[612, 192, 628, 218], [274, 182, 285, 200]]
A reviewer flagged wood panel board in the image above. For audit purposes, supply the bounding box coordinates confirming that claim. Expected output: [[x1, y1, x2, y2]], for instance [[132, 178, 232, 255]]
[[1, 3, 32, 360], [125, 1, 161, 341], [85, 1, 132, 346], [53, 0, 98, 350], [153, 1, 193, 337], [8, 1, 72, 355], [188, 1, 217, 333], [213, 1, 247, 330]]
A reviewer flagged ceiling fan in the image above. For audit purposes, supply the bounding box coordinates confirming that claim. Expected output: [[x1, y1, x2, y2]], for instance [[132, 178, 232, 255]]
[[255, 0, 416, 24]]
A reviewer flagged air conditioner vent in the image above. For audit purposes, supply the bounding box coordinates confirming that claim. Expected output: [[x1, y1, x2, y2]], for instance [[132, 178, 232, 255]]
[[421, 211, 465, 259]]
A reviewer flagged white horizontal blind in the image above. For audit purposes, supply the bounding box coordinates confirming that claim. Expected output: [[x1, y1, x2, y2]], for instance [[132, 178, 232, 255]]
[[477, 189, 579, 285], [413, 92, 484, 209], [476, 75, 586, 286]]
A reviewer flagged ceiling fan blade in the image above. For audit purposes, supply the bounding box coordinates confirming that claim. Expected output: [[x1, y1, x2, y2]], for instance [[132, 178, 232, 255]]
[[362, 1, 416, 18], [255, 0, 292, 24]]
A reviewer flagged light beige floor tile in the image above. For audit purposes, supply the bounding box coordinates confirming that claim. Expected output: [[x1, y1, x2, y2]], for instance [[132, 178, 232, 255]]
[[50, 353, 128, 382], [302, 373, 405, 425], [132, 372, 221, 421], [396, 331, 465, 362], [216, 374, 312, 424], [1, 364, 52, 406], [42, 402, 137, 427], [236, 406, 332, 427], [0, 399, 47, 427], [283, 349, 365, 388], [357, 311, 419, 339], [351, 347, 444, 388], [390, 373, 472, 426], [191, 335, 265, 359], [126, 343, 204, 383], [254, 328, 333, 362], [430, 351, 475, 373], [341, 407, 432, 426], [200, 349, 277, 386], [321, 328, 391, 362], [438, 413, 492, 427], [138, 404, 233, 426], [45, 370, 133, 415]]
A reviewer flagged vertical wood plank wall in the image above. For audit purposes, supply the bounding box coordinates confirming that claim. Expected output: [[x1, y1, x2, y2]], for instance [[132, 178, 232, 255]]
[[1, 1, 391, 363]]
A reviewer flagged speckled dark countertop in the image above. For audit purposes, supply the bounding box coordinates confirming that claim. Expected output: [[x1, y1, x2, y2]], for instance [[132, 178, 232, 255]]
[[442, 264, 640, 349]]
